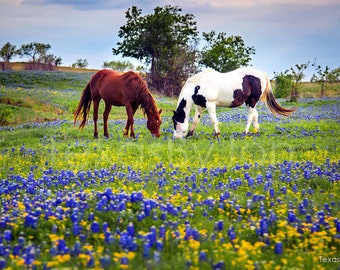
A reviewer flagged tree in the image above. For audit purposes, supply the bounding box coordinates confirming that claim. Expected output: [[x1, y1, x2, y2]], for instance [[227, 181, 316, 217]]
[[18, 42, 51, 63], [102, 60, 134, 71], [285, 62, 310, 102], [0, 42, 18, 70], [311, 64, 330, 97], [273, 72, 293, 98], [112, 5, 199, 95], [72, 58, 89, 69], [54, 56, 62, 67], [0, 42, 18, 62], [327, 67, 340, 82], [200, 31, 255, 72]]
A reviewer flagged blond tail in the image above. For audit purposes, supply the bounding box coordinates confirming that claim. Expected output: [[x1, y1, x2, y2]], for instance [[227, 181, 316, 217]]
[[262, 74, 296, 117]]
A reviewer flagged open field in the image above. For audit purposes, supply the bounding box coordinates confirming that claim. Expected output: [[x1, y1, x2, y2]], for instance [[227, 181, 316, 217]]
[[0, 70, 339, 269]]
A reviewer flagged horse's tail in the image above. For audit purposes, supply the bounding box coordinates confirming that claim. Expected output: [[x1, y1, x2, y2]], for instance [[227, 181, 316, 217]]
[[74, 82, 92, 129], [262, 74, 296, 116]]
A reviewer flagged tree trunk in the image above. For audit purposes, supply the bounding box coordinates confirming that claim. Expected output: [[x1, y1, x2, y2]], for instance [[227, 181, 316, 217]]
[[290, 85, 299, 102]]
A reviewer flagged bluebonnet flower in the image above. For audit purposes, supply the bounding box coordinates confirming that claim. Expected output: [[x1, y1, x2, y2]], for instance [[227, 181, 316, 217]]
[[287, 211, 297, 223], [275, 242, 283, 255], [228, 226, 236, 242], [199, 250, 207, 261], [215, 220, 224, 231], [57, 239, 68, 254], [100, 255, 111, 268], [259, 218, 269, 235], [127, 222, 135, 237], [213, 261, 225, 270], [0, 258, 6, 269], [143, 240, 151, 258], [4, 230, 11, 241], [91, 221, 100, 233]]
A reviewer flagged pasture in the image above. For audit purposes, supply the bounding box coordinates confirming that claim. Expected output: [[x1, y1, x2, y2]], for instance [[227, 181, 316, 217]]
[[0, 71, 339, 269]]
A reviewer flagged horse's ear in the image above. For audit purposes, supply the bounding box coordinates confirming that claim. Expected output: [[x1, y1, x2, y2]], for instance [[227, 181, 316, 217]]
[[159, 109, 162, 114]]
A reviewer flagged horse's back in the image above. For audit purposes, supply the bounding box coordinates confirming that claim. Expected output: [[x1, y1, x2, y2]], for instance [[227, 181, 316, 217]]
[[89, 69, 126, 105], [181, 67, 267, 107]]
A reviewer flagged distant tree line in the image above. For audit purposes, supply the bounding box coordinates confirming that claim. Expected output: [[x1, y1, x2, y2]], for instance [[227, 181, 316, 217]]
[[0, 42, 62, 71], [274, 62, 339, 101], [0, 42, 91, 71]]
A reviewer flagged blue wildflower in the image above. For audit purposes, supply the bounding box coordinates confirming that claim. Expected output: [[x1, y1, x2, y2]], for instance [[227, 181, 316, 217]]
[[91, 221, 100, 233], [275, 242, 283, 255], [199, 250, 207, 261]]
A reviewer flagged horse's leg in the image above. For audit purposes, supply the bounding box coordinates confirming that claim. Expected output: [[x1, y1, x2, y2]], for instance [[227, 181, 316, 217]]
[[253, 108, 259, 132], [245, 106, 259, 133], [124, 103, 134, 138], [206, 102, 220, 138], [129, 107, 138, 138], [103, 102, 112, 138], [187, 105, 204, 137], [93, 98, 100, 139]]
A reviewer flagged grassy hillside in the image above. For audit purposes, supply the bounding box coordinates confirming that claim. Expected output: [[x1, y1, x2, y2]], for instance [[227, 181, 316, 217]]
[[0, 70, 339, 127]]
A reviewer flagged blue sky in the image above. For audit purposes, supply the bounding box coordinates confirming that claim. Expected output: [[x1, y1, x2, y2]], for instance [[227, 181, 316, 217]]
[[0, 0, 339, 79]]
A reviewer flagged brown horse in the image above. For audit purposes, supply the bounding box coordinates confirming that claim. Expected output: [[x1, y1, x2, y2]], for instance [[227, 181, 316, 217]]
[[74, 70, 162, 138]]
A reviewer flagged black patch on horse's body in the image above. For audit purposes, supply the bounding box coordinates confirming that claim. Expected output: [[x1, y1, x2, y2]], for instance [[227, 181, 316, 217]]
[[172, 98, 187, 129], [230, 75, 262, 108], [192, 85, 207, 108], [230, 89, 248, 107]]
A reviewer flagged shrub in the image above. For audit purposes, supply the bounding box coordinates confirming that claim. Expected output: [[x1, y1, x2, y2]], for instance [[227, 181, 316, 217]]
[[273, 74, 293, 98]]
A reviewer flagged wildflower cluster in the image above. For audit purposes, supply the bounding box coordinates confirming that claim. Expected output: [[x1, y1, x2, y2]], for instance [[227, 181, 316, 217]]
[[0, 159, 339, 269]]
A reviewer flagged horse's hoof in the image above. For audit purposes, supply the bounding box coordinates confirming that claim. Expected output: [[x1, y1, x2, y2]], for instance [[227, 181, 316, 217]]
[[186, 130, 194, 137], [213, 132, 220, 138]]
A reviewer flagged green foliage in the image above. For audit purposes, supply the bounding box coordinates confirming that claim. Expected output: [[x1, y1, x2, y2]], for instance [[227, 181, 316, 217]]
[[72, 58, 89, 69], [0, 42, 18, 62], [273, 73, 293, 98], [18, 42, 51, 62], [284, 62, 310, 102], [200, 31, 255, 72], [311, 64, 340, 97], [102, 60, 134, 71], [113, 5, 199, 95]]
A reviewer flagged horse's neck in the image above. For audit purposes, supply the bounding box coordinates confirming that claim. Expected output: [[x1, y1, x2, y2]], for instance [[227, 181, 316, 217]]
[[178, 85, 194, 121], [143, 93, 157, 117]]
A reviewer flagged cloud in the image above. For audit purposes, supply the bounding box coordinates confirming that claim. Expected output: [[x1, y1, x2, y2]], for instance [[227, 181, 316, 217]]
[[1, 0, 339, 75], [22, 0, 158, 10]]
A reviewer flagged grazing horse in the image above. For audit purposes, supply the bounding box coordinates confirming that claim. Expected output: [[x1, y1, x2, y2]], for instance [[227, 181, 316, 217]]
[[172, 67, 296, 138], [74, 69, 162, 138]]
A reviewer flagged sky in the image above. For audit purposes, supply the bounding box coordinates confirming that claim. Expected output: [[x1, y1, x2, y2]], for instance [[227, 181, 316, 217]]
[[0, 0, 339, 79]]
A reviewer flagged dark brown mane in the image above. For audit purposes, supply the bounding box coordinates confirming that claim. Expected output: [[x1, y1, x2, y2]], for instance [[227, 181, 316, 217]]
[[121, 71, 159, 118]]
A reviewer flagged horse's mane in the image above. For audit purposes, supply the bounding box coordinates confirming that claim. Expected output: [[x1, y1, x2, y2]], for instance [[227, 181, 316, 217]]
[[121, 71, 159, 117]]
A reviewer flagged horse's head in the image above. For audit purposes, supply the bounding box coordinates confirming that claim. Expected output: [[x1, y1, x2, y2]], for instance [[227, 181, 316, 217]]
[[172, 110, 188, 139], [147, 109, 162, 138]]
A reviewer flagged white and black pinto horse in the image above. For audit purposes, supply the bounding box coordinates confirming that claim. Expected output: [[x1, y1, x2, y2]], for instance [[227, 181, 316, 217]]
[[172, 67, 296, 138]]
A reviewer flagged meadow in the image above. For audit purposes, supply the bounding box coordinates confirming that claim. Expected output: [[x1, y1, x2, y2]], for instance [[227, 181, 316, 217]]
[[0, 70, 339, 269]]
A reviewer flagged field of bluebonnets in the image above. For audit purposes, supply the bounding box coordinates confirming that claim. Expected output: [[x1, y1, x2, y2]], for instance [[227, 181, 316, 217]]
[[0, 71, 339, 269]]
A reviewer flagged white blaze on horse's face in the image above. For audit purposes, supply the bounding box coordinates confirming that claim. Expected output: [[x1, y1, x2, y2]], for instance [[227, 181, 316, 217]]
[[173, 122, 188, 139]]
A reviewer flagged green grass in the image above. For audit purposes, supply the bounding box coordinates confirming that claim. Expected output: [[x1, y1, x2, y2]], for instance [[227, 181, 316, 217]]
[[0, 70, 339, 270]]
